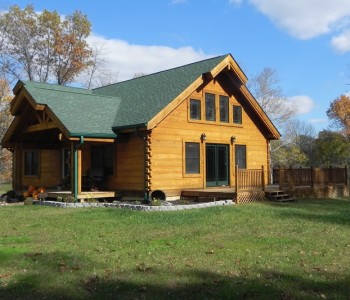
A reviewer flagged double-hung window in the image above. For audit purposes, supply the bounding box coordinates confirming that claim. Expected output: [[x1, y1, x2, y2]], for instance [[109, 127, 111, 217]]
[[235, 145, 246, 169], [24, 150, 39, 176], [185, 142, 200, 174]]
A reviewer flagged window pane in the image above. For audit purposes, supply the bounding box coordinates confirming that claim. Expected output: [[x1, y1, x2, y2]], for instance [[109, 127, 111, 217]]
[[24, 151, 39, 176], [233, 105, 242, 124], [185, 142, 200, 174], [205, 93, 216, 121], [219, 96, 229, 122], [91, 145, 114, 176], [190, 99, 201, 120], [235, 145, 246, 169]]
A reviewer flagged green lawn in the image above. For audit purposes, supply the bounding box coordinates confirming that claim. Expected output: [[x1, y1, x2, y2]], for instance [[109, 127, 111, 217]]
[[0, 199, 350, 299]]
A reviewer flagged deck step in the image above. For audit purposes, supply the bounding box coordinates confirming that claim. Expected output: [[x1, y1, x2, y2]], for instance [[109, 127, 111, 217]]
[[265, 190, 296, 202]]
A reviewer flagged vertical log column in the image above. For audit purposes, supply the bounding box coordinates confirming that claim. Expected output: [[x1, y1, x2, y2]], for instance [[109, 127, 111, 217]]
[[144, 132, 152, 201]]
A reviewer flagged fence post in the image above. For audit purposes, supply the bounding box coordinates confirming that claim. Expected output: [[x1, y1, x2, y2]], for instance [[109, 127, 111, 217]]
[[289, 166, 294, 189], [345, 165, 348, 186], [329, 165, 333, 185], [279, 166, 282, 190], [310, 166, 314, 188], [235, 165, 239, 203], [261, 165, 265, 192]]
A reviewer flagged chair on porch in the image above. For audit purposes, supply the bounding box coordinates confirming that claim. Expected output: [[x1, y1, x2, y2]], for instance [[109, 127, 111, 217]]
[[90, 168, 104, 191], [83, 168, 104, 191]]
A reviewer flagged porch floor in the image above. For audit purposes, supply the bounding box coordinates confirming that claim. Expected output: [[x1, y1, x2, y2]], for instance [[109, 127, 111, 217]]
[[47, 190, 118, 200], [180, 185, 279, 201]]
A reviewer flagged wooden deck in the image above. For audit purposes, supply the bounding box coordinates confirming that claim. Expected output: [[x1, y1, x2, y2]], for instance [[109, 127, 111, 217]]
[[181, 188, 236, 201], [46, 190, 118, 200]]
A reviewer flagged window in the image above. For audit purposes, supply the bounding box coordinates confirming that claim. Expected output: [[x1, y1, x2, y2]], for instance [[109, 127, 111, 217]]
[[62, 149, 71, 178], [233, 105, 242, 124], [219, 96, 229, 123], [190, 99, 201, 120], [185, 142, 200, 174], [205, 93, 216, 121], [24, 150, 39, 176], [235, 145, 246, 169], [91, 144, 114, 176]]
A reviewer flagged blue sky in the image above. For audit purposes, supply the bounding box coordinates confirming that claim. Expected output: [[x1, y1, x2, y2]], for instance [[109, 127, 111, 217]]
[[2, 0, 350, 134]]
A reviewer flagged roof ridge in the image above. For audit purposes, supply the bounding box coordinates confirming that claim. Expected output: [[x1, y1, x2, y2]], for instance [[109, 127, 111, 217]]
[[93, 54, 228, 91], [24, 81, 120, 100]]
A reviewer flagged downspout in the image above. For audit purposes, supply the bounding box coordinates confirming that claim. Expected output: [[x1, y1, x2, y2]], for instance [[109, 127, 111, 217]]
[[73, 136, 84, 200], [136, 128, 149, 202]]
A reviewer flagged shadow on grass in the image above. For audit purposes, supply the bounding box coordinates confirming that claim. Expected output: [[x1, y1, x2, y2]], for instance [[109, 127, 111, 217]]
[[1, 249, 350, 299], [267, 198, 350, 226]]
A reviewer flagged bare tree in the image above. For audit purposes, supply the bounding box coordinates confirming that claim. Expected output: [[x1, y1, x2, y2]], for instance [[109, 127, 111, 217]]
[[248, 67, 296, 130], [133, 72, 147, 79], [81, 44, 119, 89]]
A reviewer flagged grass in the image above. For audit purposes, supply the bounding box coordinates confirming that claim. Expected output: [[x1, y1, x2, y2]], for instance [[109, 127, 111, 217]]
[[0, 198, 350, 299]]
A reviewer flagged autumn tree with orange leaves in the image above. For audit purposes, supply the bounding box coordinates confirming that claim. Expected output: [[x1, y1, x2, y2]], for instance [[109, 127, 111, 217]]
[[327, 94, 350, 137], [0, 79, 12, 183], [0, 5, 93, 85]]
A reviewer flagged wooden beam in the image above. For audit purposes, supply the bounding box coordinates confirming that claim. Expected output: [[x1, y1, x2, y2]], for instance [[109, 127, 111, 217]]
[[26, 121, 57, 133], [69, 137, 115, 143], [35, 104, 46, 111]]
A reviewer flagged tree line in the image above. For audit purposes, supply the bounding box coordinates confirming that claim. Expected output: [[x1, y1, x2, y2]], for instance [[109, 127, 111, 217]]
[[0, 5, 349, 183]]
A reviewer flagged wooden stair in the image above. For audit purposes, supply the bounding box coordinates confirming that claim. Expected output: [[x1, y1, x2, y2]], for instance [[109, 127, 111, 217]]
[[265, 190, 296, 202]]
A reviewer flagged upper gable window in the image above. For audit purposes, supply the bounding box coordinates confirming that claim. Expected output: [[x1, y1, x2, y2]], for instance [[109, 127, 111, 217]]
[[233, 105, 242, 124], [190, 99, 201, 120], [219, 96, 229, 123], [205, 93, 216, 121]]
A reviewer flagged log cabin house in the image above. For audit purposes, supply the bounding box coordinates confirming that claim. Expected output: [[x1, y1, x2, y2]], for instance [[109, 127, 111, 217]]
[[1, 54, 280, 201]]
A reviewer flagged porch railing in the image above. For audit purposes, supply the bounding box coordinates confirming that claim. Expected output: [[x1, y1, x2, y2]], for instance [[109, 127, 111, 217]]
[[235, 165, 265, 191]]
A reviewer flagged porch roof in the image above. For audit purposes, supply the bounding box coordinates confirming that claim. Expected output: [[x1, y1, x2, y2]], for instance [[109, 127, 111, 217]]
[[15, 80, 120, 138]]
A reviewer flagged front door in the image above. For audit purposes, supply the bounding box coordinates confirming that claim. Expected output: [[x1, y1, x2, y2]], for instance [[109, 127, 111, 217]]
[[206, 144, 229, 187]]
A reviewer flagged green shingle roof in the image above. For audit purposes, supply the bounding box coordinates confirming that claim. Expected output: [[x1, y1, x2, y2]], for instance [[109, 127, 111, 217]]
[[93, 55, 227, 130], [19, 55, 229, 137]]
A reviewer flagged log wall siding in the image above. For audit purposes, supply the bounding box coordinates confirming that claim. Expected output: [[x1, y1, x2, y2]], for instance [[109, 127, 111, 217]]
[[105, 135, 145, 191], [20, 149, 62, 189], [149, 79, 269, 196]]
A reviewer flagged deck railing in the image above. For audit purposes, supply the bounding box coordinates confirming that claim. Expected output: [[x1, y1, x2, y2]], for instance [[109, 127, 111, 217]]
[[235, 165, 265, 191], [275, 166, 348, 188]]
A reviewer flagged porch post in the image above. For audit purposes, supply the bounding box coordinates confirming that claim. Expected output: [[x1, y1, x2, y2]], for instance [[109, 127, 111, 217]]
[[72, 137, 84, 200], [73, 145, 78, 200]]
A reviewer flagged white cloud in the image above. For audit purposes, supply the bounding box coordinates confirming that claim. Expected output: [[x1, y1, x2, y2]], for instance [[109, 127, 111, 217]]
[[288, 95, 315, 114], [229, 0, 243, 6], [86, 34, 211, 82], [331, 29, 350, 53], [308, 118, 328, 125], [228, 0, 350, 53], [248, 0, 350, 40]]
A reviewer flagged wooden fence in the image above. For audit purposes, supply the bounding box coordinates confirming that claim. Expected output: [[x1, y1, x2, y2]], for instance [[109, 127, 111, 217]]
[[275, 166, 348, 189]]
